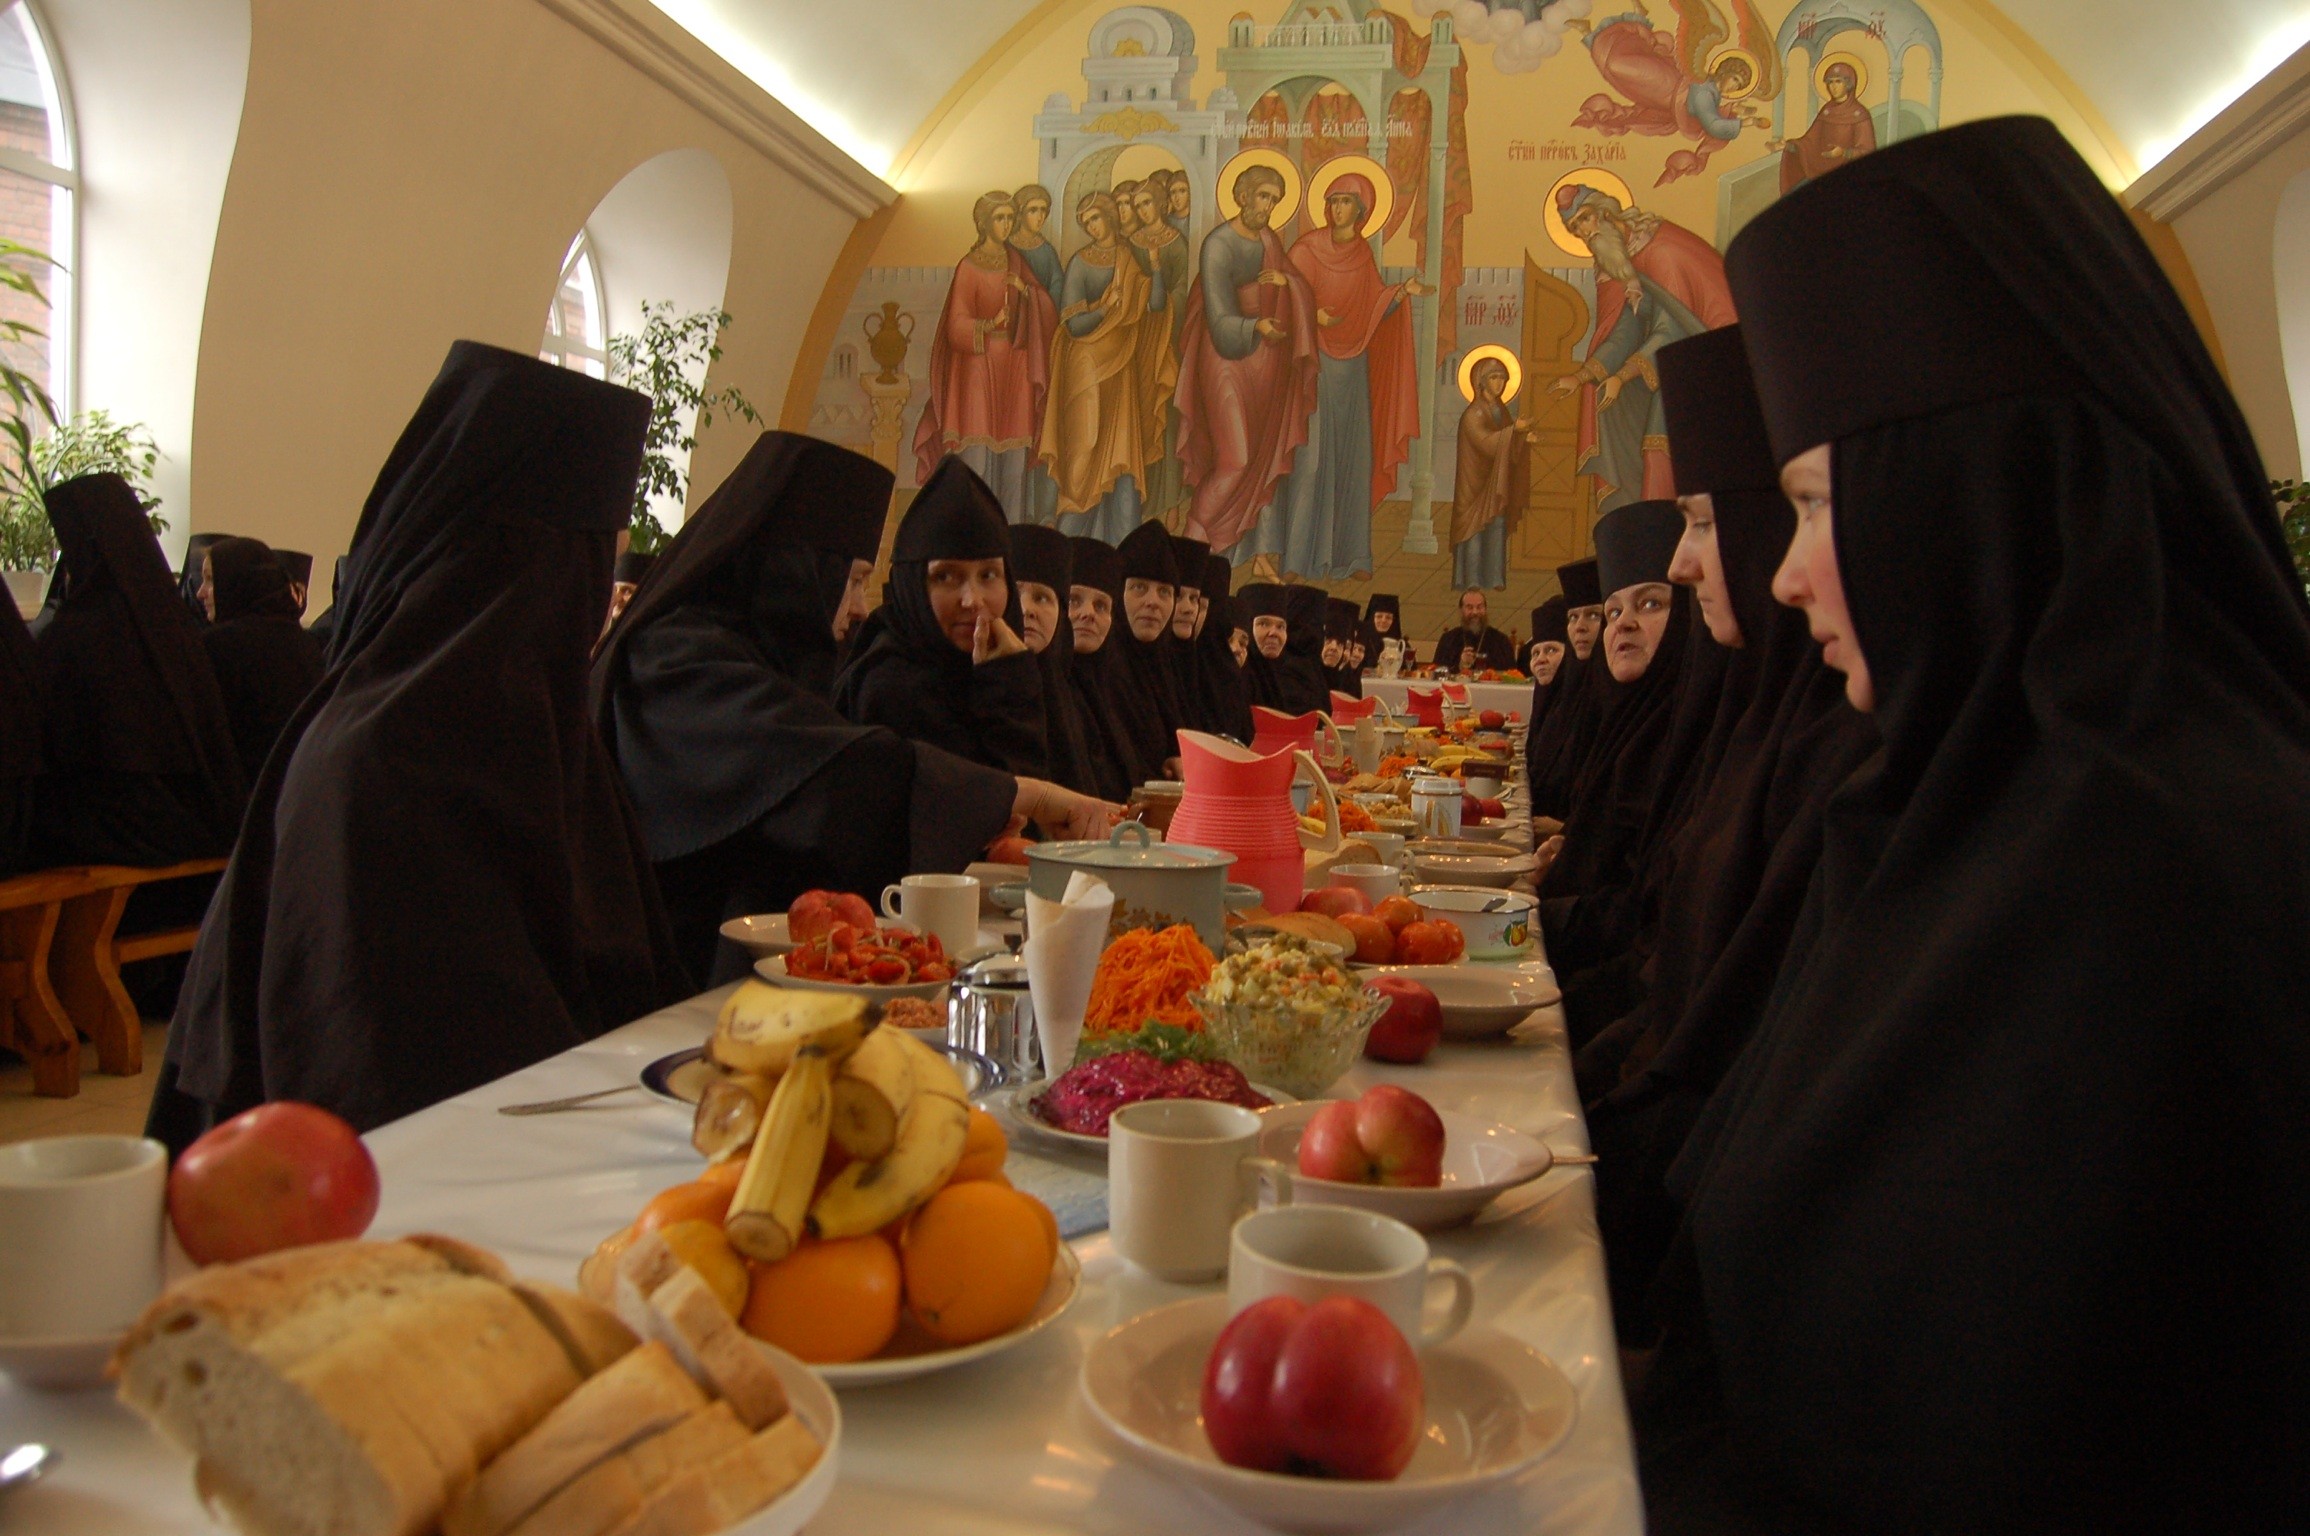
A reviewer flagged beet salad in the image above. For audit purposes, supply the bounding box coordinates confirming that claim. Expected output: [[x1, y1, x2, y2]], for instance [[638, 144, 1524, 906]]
[[1030, 1050, 1272, 1137]]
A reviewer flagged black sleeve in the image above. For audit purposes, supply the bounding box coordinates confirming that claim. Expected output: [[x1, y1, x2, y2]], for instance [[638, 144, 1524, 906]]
[[969, 650, 1051, 780], [1483, 631, 1518, 670], [1433, 629, 1465, 672]]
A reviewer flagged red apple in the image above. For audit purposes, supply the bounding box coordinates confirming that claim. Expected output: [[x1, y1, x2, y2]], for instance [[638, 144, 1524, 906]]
[[1337, 913, 1395, 965], [986, 835, 1033, 865], [1296, 1084, 1445, 1188], [1203, 1295, 1423, 1480], [1302, 886, 1371, 920], [1371, 896, 1422, 935], [1363, 976, 1441, 1064], [168, 1102, 380, 1265], [1478, 710, 1505, 730], [789, 888, 876, 941]]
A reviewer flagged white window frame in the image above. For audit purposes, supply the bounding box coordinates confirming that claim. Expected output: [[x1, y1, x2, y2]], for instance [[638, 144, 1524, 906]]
[[540, 228, 608, 379], [1, 0, 78, 417]]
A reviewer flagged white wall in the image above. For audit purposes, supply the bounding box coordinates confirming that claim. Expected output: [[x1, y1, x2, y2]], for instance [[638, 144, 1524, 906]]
[[39, 0, 250, 561], [2275, 166, 2310, 472]]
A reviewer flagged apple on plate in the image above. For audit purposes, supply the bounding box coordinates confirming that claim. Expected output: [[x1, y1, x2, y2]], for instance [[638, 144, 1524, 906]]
[[169, 1102, 381, 1266], [1363, 976, 1441, 1064], [1201, 1294, 1424, 1480], [789, 888, 877, 942], [1337, 913, 1396, 965], [1478, 709, 1505, 730], [1301, 886, 1371, 920], [1297, 1084, 1445, 1188]]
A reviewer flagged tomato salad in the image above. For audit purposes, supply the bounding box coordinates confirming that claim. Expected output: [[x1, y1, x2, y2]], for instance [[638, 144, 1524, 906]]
[[785, 923, 955, 985]]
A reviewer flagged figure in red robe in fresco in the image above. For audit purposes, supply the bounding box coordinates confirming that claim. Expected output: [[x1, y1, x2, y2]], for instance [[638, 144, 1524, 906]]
[[1233, 172, 1426, 580], [1572, 4, 1780, 186], [1175, 164, 1320, 556], [1545, 180, 1735, 511], [1776, 61, 1878, 192], [913, 190, 1059, 504]]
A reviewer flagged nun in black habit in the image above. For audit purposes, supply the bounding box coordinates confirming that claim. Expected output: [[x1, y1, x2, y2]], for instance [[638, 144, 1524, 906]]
[[1063, 535, 1139, 800], [306, 556, 348, 646], [1096, 520, 1188, 780], [1273, 583, 1333, 714], [1524, 556, 1607, 819], [1236, 582, 1290, 710], [1161, 534, 1211, 731], [32, 474, 246, 870], [1008, 524, 1102, 796], [198, 537, 326, 783], [833, 459, 1047, 778], [149, 343, 691, 1146], [598, 433, 1102, 986], [1573, 324, 1878, 1346], [1524, 596, 1569, 732], [1190, 552, 1253, 742], [1323, 597, 1364, 700], [177, 531, 227, 626], [1361, 591, 1406, 667], [1638, 118, 2310, 1534]]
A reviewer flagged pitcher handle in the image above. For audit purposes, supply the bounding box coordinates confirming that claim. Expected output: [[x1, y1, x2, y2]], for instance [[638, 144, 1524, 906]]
[[1292, 749, 1342, 854], [1312, 711, 1344, 763]]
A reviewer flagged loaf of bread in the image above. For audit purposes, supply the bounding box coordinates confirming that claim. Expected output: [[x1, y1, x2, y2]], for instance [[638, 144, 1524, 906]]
[[114, 1238, 634, 1536]]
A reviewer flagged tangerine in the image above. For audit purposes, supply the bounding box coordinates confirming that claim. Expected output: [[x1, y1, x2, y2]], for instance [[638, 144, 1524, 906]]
[[636, 1178, 731, 1232], [696, 1159, 747, 1195], [900, 1182, 1055, 1346], [948, 1107, 1008, 1184], [740, 1235, 902, 1364], [656, 1220, 749, 1317]]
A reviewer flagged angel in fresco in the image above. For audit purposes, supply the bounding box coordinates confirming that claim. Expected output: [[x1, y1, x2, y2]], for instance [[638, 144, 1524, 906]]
[[1572, 1, 1781, 186], [914, 190, 1058, 516], [1039, 191, 1178, 542]]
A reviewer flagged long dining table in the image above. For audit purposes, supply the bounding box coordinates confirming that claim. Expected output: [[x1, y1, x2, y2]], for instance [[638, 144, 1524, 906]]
[[2, 983, 1644, 1535], [1356, 678, 1535, 721]]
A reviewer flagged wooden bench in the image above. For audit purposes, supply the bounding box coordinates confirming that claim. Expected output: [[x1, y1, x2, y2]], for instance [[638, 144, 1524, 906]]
[[0, 858, 228, 1098]]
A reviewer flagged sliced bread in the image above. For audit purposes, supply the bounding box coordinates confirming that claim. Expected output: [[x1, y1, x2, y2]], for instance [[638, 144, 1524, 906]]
[[503, 1404, 748, 1536], [643, 1268, 789, 1430], [441, 1343, 706, 1536], [607, 1415, 822, 1536]]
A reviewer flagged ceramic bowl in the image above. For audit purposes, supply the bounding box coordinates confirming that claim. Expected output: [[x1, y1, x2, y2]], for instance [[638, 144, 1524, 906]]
[[754, 953, 949, 1004], [1350, 960, 1560, 1038], [723, 1342, 842, 1534], [1407, 849, 1539, 891], [1326, 863, 1401, 907], [1257, 1101, 1560, 1227], [1408, 885, 1539, 957], [1462, 773, 1503, 800], [1194, 988, 1391, 1100], [1081, 1296, 1578, 1534], [718, 913, 794, 959]]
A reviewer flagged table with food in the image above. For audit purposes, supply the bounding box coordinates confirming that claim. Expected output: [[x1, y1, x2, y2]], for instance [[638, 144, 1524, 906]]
[[1356, 679, 1536, 721], [3, 729, 1637, 1536]]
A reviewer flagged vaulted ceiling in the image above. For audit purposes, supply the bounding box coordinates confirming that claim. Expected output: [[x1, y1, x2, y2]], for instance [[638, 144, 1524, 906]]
[[650, 0, 2310, 183]]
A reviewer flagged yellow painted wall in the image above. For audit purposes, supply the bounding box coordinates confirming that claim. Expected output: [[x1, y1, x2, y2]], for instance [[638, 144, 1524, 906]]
[[189, 0, 863, 608]]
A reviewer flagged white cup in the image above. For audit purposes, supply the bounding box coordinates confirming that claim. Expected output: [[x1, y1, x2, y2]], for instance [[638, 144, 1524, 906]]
[[1329, 863, 1401, 907], [1359, 831, 1406, 868], [881, 873, 980, 959], [1110, 1100, 1292, 1282], [0, 1135, 168, 1339], [1411, 777, 1463, 840], [1228, 1204, 1474, 1350]]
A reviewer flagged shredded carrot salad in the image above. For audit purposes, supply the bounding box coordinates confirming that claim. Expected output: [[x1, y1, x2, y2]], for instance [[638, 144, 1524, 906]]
[[1083, 924, 1217, 1035]]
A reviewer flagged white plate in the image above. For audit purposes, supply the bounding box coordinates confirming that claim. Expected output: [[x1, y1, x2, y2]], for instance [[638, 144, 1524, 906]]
[[0, 1331, 121, 1391], [1453, 818, 1513, 842], [754, 952, 951, 1004], [719, 913, 795, 959], [1257, 1102, 1557, 1230], [1081, 1295, 1578, 1534], [995, 1080, 1299, 1152], [1354, 961, 1560, 1038], [1408, 851, 1538, 889], [640, 1044, 1003, 1107], [814, 1244, 1080, 1388], [724, 1341, 842, 1534]]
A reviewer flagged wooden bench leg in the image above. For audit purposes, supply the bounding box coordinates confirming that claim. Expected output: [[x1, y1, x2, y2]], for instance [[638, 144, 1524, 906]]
[[0, 902, 80, 1097], [53, 885, 140, 1077]]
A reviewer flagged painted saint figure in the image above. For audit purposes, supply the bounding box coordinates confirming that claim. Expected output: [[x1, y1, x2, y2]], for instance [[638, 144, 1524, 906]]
[[1451, 356, 1532, 588], [1776, 62, 1876, 192], [1007, 183, 1063, 297], [1130, 175, 1192, 523], [1175, 163, 1320, 558], [1572, 8, 1779, 186], [1039, 191, 1178, 543], [914, 191, 1059, 522], [1238, 172, 1425, 580], [1545, 182, 1735, 514], [1166, 170, 1192, 238]]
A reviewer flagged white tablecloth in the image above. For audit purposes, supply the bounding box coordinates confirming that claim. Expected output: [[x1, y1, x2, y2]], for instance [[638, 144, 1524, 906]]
[[2, 989, 1642, 1536], [1358, 679, 1536, 720]]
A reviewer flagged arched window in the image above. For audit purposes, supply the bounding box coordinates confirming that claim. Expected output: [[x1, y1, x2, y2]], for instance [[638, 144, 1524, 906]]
[[0, 0, 76, 414], [539, 229, 607, 379]]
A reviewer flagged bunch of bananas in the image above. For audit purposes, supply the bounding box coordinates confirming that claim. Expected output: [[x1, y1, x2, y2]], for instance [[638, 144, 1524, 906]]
[[690, 983, 972, 1265]]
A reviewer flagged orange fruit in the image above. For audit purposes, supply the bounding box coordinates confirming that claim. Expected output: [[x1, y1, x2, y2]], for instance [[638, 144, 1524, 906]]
[[948, 1108, 1008, 1184], [741, 1236, 902, 1364], [636, 1178, 732, 1232], [656, 1220, 749, 1317], [696, 1159, 747, 1195], [1024, 1192, 1059, 1266], [900, 1183, 1054, 1346]]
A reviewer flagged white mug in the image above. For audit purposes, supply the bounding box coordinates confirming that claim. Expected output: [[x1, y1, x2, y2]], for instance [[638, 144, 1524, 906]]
[[1110, 1100, 1291, 1282], [1228, 1204, 1473, 1350], [1359, 831, 1407, 868], [880, 873, 980, 959], [0, 1135, 168, 1339], [1329, 863, 1401, 907]]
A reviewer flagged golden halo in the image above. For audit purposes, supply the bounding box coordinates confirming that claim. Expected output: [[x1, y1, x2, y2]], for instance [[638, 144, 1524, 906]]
[[1816, 51, 1868, 100], [1306, 154, 1393, 237], [1457, 345, 1522, 403], [1543, 168, 1637, 261], [1707, 46, 1763, 101], [1216, 148, 1303, 226]]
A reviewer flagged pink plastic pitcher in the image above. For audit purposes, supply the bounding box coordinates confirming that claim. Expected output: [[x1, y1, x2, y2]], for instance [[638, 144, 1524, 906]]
[[1403, 687, 1445, 728], [1328, 692, 1377, 723], [1169, 731, 1340, 913], [1249, 706, 1342, 763]]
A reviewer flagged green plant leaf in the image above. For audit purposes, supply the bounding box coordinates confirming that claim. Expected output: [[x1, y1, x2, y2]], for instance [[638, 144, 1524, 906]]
[[605, 301, 759, 553]]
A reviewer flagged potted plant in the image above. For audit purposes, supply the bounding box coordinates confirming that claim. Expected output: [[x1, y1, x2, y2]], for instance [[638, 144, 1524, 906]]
[[607, 301, 760, 555], [0, 234, 58, 618], [2276, 478, 2310, 601], [0, 409, 168, 616]]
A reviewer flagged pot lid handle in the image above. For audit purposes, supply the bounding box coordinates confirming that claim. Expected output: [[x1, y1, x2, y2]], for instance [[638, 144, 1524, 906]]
[[1108, 822, 1155, 852]]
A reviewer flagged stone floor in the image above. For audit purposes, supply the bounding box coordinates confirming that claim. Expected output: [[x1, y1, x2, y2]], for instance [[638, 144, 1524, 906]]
[[0, 1023, 169, 1144]]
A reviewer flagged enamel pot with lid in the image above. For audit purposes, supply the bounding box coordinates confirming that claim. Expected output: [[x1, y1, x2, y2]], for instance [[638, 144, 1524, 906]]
[[1019, 824, 1262, 951]]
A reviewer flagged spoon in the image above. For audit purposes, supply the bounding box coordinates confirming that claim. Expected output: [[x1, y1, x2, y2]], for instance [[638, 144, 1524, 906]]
[[496, 1085, 643, 1116], [0, 1443, 56, 1492]]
